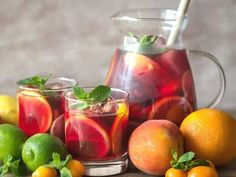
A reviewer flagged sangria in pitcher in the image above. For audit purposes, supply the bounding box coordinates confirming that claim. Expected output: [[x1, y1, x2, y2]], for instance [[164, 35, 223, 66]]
[[105, 8, 225, 131]]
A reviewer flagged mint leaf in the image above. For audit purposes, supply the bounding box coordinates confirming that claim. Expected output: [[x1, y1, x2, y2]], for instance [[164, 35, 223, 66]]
[[128, 32, 139, 41], [128, 32, 158, 46], [72, 85, 112, 110], [61, 155, 72, 167], [189, 159, 209, 169], [4, 155, 12, 164], [139, 35, 158, 46], [52, 153, 61, 167], [178, 151, 195, 163], [0, 166, 8, 177], [73, 86, 88, 100], [60, 167, 72, 177], [46, 153, 73, 172], [0, 155, 25, 177], [89, 85, 111, 102], [171, 149, 178, 162], [17, 74, 51, 91], [69, 102, 90, 110], [172, 162, 185, 170]]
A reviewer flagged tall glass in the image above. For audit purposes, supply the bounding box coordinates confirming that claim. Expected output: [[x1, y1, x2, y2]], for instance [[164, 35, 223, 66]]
[[17, 77, 77, 139], [64, 88, 129, 176], [105, 8, 226, 133]]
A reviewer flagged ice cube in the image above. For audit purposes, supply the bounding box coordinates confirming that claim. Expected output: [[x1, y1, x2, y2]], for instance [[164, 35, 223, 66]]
[[90, 103, 104, 113], [90, 97, 118, 113], [45, 82, 64, 89]]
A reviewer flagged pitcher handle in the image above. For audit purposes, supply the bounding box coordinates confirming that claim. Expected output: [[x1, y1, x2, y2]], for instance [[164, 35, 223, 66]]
[[187, 50, 226, 108]]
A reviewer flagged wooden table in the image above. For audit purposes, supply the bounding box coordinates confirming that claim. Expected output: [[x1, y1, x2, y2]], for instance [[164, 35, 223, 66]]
[[115, 160, 236, 177]]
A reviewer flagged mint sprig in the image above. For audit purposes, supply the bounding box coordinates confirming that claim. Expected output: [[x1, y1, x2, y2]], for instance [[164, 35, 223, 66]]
[[44, 153, 73, 177], [72, 85, 112, 110], [0, 155, 27, 177], [17, 74, 51, 91], [170, 149, 209, 171], [128, 32, 158, 46]]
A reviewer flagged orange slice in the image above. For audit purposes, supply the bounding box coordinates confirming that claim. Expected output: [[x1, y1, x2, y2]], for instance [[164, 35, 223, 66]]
[[50, 114, 65, 141], [124, 52, 161, 75], [148, 96, 193, 126], [65, 115, 111, 159], [110, 103, 129, 155], [17, 90, 52, 136]]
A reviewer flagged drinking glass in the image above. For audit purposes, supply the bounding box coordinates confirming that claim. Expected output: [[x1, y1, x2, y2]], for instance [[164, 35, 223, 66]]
[[17, 77, 77, 139], [64, 87, 129, 176]]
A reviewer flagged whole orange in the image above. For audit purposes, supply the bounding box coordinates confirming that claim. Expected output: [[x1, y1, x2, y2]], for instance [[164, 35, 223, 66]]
[[32, 166, 57, 177], [66, 159, 84, 177], [180, 108, 236, 166], [165, 168, 187, 177], [187, 166, 218, 177]]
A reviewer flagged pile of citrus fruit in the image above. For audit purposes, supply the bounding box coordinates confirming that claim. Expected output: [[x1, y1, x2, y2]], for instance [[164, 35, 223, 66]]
[[128, 108, 236, 177], [0, 123, 84, 177]]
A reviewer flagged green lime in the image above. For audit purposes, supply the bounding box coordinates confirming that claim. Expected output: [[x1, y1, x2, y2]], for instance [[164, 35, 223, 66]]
[[22, 133, 67, 171], [0, 124, 27, 160]]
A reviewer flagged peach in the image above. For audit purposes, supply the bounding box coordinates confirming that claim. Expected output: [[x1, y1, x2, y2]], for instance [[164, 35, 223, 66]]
[[128, 119, 184, 175]]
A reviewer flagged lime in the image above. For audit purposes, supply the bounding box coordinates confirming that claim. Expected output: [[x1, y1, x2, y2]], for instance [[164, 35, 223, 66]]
[[0, 124, 27, 160], [0, 95, 18, 125], [22, 133, 67, 171]]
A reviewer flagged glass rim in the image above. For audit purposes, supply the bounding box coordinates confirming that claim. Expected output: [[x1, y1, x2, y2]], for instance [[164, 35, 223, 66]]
[[64, 87, 129, 104], [110, 8, 188, 22], [17, 76, 77, 92]]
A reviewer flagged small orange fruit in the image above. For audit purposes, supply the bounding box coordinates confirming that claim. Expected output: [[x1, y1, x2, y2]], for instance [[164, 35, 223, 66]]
[[32, 166, 57, 177], [180, 108, 236, 166], [187, 166, 218, 177], [66, 159, 85, 177], [165, 168, 187, 177]]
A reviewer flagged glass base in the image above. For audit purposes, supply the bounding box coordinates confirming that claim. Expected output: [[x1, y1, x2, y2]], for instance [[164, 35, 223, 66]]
[[82, 154, 128, 176]]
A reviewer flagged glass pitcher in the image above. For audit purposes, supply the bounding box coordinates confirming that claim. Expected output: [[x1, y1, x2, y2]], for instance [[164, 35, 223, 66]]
[[105, 8, 226, 131]]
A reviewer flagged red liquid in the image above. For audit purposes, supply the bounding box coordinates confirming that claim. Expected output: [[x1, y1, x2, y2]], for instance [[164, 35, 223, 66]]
[[17, 89, 65, 139], [105, 48, 197, 131], [65, 104, 129, 161]]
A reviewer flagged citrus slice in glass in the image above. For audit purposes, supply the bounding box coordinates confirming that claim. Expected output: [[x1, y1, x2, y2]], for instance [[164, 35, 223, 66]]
[[148, 96, 193, 126], [50, 114, 65, 141], [65, 115, 111, 159], [18, 90, 52, 136], [110, 103, 129, 155]]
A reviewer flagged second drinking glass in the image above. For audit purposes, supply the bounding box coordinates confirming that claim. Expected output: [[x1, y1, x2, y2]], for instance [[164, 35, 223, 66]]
[[17, 76, 77, 139], [64, 87, 129, 176]]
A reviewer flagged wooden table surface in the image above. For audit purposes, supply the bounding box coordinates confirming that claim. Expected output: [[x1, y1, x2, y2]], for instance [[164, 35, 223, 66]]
[[115, 160, 236, 177]]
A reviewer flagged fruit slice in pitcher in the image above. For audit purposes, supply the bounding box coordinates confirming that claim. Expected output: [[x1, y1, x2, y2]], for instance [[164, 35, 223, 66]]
[[124, 52, 161, 75], [124, 52, 169, 102], [18, 90, 52, 136], [182, 70, 197, 108], [65, 115, 111, 159], [111, 103, 128, 155], [148, 96, 193, 126]]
